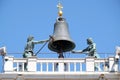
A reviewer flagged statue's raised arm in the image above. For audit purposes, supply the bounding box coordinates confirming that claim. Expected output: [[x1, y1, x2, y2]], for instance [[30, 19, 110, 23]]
[[33, 39, 49, 44]]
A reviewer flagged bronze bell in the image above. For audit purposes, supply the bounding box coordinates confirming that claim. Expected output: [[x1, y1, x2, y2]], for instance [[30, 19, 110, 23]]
[[48, 17, 75, 52]]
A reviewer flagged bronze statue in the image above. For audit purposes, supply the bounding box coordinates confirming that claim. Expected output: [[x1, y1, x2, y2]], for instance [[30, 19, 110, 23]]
[[72, 38, 101, 71], [23, 35, 49, 70], [72, 38, 98, 57], [23, 35, 49, 58]]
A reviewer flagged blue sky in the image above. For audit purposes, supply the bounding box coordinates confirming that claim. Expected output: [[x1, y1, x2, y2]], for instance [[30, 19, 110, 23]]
[[0, 0, 120, 71]]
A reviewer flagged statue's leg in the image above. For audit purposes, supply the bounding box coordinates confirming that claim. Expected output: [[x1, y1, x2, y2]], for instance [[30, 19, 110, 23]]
[[24, 63, 27, 71]]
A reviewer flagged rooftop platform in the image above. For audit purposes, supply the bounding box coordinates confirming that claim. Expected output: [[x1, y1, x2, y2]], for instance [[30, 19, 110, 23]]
[[0, 54, 120, 80]]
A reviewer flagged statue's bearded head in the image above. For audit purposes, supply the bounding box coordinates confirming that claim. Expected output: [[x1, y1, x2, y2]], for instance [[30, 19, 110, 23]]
[[27, 35, 34, 42], [87, 38, 93, 44]]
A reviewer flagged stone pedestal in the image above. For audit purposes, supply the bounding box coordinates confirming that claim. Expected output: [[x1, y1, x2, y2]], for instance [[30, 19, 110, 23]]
[[58, 62, 64, 72], [27, 56, 37, 72], [86, 57, 95, 72], [4, 56, 14, 72]]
